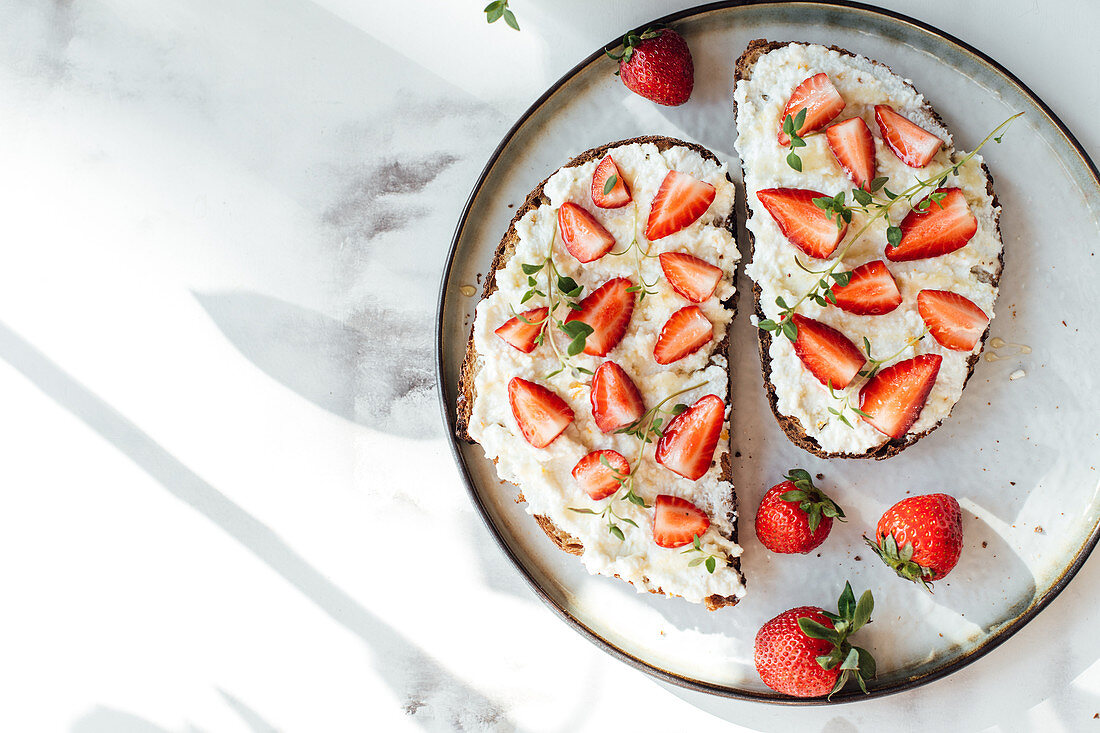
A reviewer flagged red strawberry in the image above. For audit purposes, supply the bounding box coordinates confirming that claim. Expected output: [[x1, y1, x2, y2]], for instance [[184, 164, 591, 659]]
[[755, 469, 845, 554], [825, 116, 876, 190], [790, 314, 865, 390], [507, 377, 574, 448], [645, 170, 716, 241], [756, 188, 847, 259], [829, 260, 901, 315], [886, 188, 977, 262], [591, 155, 632, 208], [572, 450, 629, 500], [654, 394, 724, 480], [564, 277, 635, 356], [493, 306, 548, 353], [612, 28, 694, 107], [874, 105, 943, 167], [589, 361, 645, 433], [754, 583, 876, 698], [858, 354, 942, 439], [917, 289, 990, 351], [777, 73, 845, 146], [653, 305, 713, 365], [659, 252, 723, 303], [652, 494, 709, 548], [558, 202, 615, 263], [866, 493, 963, 590]]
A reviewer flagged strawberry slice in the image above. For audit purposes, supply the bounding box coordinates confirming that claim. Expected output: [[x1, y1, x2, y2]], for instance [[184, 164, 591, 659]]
[[493, 306, 549, 353], [653, 305, 713, 365], [790, 314, 866, 390], [756, 188, 847, 259], [874, 105, 944, 168], [645, 170, 716, 241], [653, 494, 711, 548], [564, 277, 635, 356], [917, 290, 990, 351], [659, 252, 723, 303], [829, 260, 902, 315], [591, 155, 631, 209], [777, 73, 845, 146], [558, 202, 615, 263], [654, 393, 725, 481], [859, 354, 942, 439], [590, 361, 645, 433], [507, 377, 575, 448], [825, 116, 876, 190], [886, 188, 977, 262], [572, 450, 630, 500]]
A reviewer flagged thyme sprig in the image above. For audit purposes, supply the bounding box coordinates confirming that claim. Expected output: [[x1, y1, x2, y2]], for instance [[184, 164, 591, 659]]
[[483, 0, 519, 30], [782, 109, 810, 172], [607, 204, 660, 301], [680, 534, 727, 574]]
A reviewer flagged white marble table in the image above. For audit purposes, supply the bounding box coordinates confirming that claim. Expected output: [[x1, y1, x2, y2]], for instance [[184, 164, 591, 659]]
[[1, 1, 1097, 731]]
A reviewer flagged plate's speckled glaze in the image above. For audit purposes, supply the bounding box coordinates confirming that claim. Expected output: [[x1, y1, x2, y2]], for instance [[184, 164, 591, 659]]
[[437, 1, 1100, 703]]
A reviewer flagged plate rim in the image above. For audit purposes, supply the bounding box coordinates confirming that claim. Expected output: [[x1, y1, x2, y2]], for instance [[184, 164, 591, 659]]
[[434, 0, 1100, 704]]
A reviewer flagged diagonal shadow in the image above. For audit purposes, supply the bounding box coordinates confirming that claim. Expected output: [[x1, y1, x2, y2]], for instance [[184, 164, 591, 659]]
[[0, 321, 515, 731]]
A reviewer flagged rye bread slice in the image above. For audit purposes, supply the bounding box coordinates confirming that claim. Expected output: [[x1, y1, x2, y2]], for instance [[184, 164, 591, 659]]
[[456, 136, 743, 610], [734, 39, 1004, 460]]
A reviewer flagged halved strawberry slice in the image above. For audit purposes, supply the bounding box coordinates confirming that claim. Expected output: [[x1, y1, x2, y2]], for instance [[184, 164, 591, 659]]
[[858, 354, 942, 439], [507, 377, 575, 448], [572, 450, 630, 500], [777, 73, 845, 146], [790, 314, 866, 390], [493, 306, 549, 353], [886, 188, 977, 262], [590, 361, 645, 433], [825, 116, 876, 190], [756, 188, 847, 259], [917, 290, 990, 351], [653, 305, 713, 365], [654, 393, 724, 481], [558, 202, 615, 263], [874, 105, 944, 168], [645, 170, 716, 241], [591, 155, 632, 209], [659, 252, 723, 303], [653, 494, 711, 548], [829, 260, 902, 315], [564, 277, 634, 356]]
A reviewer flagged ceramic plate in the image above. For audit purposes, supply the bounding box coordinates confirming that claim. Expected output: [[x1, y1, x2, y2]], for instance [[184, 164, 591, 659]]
[[436, 0, 1100, 703]]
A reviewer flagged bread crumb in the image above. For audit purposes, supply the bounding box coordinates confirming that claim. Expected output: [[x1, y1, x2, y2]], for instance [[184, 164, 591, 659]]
[[982, 541, 988, 548], [1035, 526, 1044, 534]]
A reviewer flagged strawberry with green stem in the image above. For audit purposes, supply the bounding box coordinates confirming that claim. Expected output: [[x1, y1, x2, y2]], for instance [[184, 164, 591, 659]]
[[755, 469, 846, 554], [865, 493, 963, 591]]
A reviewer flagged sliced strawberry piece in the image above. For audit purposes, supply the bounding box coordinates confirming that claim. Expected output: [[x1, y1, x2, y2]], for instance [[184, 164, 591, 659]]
[[653, 305, 713, 365], [654, 393, 725, 481], [645, 170, 716, 241], [756, 188, 847, 259], [507, 377, 574, 448], [590, 361, 645, 433], [874, 105, 943, 168], [886, 188, 977, 262], [493, 306, 549, 353], [825, 116, 876, 190], [558, 202, 615, 263], [859, 354, 942, 439], [658, 252, 723, 303], [790, 314, 866, 390], [572, 450, 630, 500], [829, 260, 902, 315], [917, 290, 990, 351], [777, 73, 845, 146], [564, 277, 634, 356], [591, 155, 631, 209], [653, 494, 711, 548]]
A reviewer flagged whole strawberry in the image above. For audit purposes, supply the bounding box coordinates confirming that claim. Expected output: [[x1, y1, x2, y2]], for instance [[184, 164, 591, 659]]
[[755, 468, 845, 554], [865, 493, 963, 591], [606, 27, 694, 106], [754, 582, 876, 698]]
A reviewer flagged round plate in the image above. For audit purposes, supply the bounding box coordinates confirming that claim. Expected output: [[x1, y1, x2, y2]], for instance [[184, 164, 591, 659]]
[[436, 0, 1100, 703]]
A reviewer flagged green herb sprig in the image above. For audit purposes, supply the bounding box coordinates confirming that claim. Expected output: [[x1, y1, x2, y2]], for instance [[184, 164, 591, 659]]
[[483, 0, 519, 30], [782, 109, 810, 171], [607, 204, 660, 301], [680, 534, 727, 574]]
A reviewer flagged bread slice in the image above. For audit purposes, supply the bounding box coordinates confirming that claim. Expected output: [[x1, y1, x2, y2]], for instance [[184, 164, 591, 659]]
[[734, 40, 1004, 459], [457, 136, 745, 609]]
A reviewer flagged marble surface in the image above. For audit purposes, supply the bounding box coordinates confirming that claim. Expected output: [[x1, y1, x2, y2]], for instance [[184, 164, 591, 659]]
[[0, 0, 1097, 731]]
